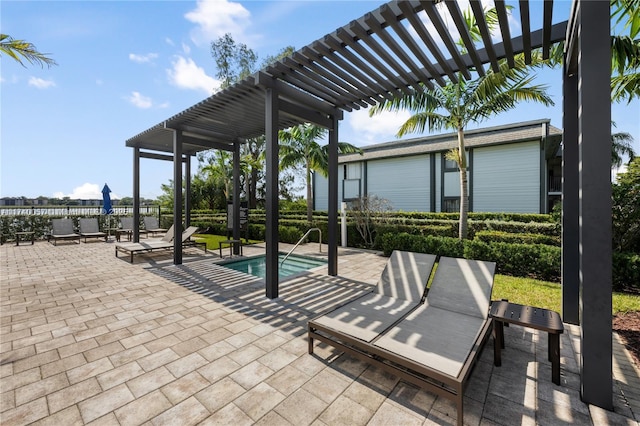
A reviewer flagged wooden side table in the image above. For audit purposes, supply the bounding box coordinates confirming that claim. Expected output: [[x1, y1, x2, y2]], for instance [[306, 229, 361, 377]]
[[15, 231, 35, 246], [219, 239, 242, 258], [489, 301, 564, 385]]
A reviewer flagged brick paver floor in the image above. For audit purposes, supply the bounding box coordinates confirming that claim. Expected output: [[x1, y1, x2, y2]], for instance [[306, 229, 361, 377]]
[[1, 239, 638, 425]]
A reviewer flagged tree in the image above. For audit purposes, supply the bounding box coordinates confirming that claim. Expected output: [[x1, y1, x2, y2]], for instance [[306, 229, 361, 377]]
[[279, 124, 362, 222], [0, 34, 57, 68], [612, 127, 636, 169], [612, 157, 640, 252], [611, 0, 640, 103], [350, 195, 393, 249], [210, 33, 257, 91], [370, 8, 553, 240]]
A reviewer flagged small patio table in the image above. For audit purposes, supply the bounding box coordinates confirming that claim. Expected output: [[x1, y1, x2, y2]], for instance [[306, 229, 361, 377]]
[[219, 239, 242, 258], [15, 231, 35, 246], [489, 300, 564, 385]]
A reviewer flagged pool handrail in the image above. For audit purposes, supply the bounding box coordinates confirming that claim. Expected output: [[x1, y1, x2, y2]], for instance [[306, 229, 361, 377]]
[[280, 228, 322, 267]]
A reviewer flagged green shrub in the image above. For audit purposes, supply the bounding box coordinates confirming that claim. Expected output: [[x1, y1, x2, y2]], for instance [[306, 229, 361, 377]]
[[469, 220, 559, 237], [463, 240, 560, 282], [474, 230, 560, 246], [613, 252, 640, 292], [380, 232, 464, 258]]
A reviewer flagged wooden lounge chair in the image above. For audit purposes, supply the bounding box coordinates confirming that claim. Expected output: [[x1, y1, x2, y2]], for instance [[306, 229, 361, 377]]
[[48, 218, 81, 245], [143, 216, 168, 237], [79, 218, 107, 242], [115, 226, 205, 262], [308, 256, 496, 426]]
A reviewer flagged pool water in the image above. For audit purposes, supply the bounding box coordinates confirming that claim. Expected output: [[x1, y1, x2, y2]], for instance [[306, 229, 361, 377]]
[[220, 253, 327, 279]]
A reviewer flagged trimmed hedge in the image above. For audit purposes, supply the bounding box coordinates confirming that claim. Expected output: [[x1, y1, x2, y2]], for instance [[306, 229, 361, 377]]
[[474, 230, 560, 246], [380, 233, 464, 259], [463, 240, 560, 282], [380, 232, 561, 282]]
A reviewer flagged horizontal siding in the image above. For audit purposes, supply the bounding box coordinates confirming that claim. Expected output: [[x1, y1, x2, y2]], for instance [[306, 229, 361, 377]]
[[367, 155, 430, 211], [473, 141, 540, 213], [314, 173, 328, 211]]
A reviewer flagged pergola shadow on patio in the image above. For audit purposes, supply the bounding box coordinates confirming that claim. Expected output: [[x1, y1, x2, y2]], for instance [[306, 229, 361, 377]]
[[125, 0, 613, 409]]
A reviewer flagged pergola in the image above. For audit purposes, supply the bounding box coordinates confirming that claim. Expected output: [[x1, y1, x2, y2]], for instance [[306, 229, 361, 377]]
[[125, 0, 612, 410]]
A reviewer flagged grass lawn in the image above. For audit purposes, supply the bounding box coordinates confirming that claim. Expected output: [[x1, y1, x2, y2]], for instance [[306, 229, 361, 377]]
[[194, 233, 261, 251], [493, 274, 640, 315]]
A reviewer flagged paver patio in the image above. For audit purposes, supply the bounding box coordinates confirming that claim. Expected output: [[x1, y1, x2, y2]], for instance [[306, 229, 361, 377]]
[[1, 239, 638, 425]]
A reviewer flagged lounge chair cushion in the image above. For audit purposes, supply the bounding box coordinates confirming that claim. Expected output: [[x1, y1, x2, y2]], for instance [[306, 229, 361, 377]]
[[373, 304, 487, 377], [426, 257, 495, 319], [311, 292, 418, 343], [375, 251, 437, 302]]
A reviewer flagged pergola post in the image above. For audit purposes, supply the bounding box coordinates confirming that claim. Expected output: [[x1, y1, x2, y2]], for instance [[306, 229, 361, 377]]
[[133, 147, 140, 242], [561, 70, 580, 325], [265, 87, 279, 299], [173, 129, 183, 265], [185, 154, 191, 227], [233, 140, 241, 254], [327, 116, 339, 276], [577, 0, 612, 409]]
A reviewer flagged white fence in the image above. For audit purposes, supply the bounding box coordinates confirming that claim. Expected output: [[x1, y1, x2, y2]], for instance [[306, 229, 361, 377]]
[[0, 206, 160, 216]]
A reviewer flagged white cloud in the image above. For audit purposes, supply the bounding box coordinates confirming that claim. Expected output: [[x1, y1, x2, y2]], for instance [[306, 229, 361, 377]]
[[126, 91, 153, 109], [129, 52, 158, 64], [167, 56, 218, 94], [28, 77, 56, 89], [347, 108, 412, 145], [185, 0, 251, 45], [181, 42, 191, 55], [53, 183, 120, 200]]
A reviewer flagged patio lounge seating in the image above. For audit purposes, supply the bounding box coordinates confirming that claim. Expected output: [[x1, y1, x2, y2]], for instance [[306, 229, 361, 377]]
[[49, 218, 81, 245], [143, 216, 168, 237], [115, 226, 205, 262], [308, 250, 437, 343], [118, 217, 148, 241], [79, 218, 107, 242], [308, 256, 496, 426]]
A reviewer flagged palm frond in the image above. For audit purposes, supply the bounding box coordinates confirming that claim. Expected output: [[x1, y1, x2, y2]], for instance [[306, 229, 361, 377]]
[[0, 34, 57, 68]]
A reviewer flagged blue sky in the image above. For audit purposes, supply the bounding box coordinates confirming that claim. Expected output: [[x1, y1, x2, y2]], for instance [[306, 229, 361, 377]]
[[2, 0, 638, 200]]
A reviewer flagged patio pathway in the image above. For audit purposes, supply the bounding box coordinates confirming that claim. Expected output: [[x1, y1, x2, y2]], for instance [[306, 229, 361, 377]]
[[1, 239, 638, 425]]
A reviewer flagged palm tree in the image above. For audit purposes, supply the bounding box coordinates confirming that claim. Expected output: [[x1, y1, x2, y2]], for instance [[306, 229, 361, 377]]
[[611, 0, 640, 103], [279, 124, 362, 222], [612, 129, 636, 169], [371, 56, 553, 239], [0, 34, 57, 68], [370, 6, 554, 240], [201, 151, 233, 201]]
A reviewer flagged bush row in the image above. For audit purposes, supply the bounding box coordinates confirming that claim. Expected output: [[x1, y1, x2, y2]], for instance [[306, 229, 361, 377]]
[[474, 230, 560, 246], [380, 232, 561, 282]]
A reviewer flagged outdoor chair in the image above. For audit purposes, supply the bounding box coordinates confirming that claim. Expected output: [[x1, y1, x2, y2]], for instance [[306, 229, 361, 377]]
[[118, 217, 148, 241], [308, 256, 496, 426], [79, 218, 107, 242], [115, 226, 205, 262], [143, 216, 168, 237], [49, 218, 81, 245]]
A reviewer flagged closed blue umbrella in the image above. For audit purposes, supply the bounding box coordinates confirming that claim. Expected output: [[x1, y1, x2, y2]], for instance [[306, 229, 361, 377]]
[[102, 184, 113, 214]]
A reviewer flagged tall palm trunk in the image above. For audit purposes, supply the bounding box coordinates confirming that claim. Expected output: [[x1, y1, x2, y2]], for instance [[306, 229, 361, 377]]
[[457, 128, 469, 240]]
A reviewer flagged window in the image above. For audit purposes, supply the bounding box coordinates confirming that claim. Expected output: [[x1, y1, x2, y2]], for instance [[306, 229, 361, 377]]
[[444, 158, 458, 171]]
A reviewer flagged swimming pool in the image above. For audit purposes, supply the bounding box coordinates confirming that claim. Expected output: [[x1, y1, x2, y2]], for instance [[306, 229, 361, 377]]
[[219, 253, 327, 279]]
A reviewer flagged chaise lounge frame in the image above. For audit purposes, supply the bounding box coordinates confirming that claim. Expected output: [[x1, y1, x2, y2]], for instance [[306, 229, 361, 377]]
[[48, 218, 81, 245], [308, 255, 496, 426], [115, 226, 206, 262]]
